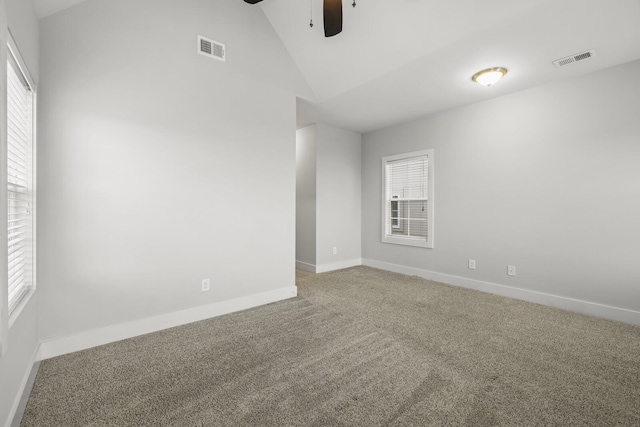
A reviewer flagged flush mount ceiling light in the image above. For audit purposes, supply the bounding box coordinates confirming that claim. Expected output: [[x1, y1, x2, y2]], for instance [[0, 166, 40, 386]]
[[472, 67, 508, 87]]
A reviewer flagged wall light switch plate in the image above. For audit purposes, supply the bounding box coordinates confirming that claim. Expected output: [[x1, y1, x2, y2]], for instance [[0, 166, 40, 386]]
[[202, 279, 210, 292], [507, 266, 516, 276], [468, 259, 476, 269]]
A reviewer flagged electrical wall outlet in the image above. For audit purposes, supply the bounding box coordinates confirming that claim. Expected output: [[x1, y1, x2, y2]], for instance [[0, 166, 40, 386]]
[[333, 247, 337, 255], [201, 279, 210, 292], [507, 266, 516, 276], [468, 259, 476, 269]]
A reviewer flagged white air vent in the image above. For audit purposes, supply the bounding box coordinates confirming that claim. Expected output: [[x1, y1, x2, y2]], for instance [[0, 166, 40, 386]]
[[553, 50, 596, 68], [198, 35, 225, 62]]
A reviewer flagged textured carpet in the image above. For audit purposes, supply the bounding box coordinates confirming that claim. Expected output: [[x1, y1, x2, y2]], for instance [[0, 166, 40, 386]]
[[21, 267, 640, 426]]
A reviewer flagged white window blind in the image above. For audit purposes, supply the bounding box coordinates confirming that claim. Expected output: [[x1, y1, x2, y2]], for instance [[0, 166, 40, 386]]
[[382, 150, 434, 248], [7, 50, 34, 314]]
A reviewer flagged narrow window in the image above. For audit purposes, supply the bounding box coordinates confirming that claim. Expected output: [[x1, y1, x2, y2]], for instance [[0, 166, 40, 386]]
[[6, 39, 36, 315], [381, 149, 434, 248]]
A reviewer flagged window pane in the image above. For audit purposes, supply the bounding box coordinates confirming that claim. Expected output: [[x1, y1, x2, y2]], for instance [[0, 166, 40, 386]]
[[390, 201, 427, 238]]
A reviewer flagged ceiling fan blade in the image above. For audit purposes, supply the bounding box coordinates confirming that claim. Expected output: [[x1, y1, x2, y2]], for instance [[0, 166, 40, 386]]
[[244, 0, 263, 3], [323, 0, 342, 37]]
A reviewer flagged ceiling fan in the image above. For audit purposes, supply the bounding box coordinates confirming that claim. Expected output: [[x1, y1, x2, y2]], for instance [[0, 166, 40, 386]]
[[244, 0, 345, 38]]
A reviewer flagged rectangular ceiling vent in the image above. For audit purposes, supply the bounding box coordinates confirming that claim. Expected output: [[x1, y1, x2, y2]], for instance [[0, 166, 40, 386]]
[[198, 35, 225, 62], [553, 50, 596, 68]]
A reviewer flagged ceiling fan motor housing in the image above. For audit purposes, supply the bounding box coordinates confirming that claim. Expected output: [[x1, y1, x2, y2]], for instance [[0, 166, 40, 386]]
[[244, 0, 343, 37], [324, 0, 343, 37]]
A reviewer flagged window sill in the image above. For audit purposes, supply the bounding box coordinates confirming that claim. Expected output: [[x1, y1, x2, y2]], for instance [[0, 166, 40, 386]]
[[382, 235, 433, 249]]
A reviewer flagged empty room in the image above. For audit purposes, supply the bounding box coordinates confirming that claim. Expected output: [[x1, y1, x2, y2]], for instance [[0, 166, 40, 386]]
[[1, 0, 639, 425]]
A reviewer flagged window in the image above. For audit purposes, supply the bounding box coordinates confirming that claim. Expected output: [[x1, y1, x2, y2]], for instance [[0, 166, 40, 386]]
[[381, 149, 434, 248], [6, 38, 36, 317]]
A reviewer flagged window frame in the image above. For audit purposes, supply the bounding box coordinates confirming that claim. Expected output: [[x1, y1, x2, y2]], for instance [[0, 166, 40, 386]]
[[4, 32, 37, 330], [381, 149, 434, 249]]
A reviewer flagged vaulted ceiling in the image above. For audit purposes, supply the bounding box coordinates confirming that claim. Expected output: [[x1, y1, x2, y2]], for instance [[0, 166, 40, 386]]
[[33, 0, 640, 133]]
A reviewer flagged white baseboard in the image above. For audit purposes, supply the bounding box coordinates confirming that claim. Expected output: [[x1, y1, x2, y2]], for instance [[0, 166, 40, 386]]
[[36, 286, 298, 361], [6, 346, 38, 427], [296, 259, 363, 274], [316, 258, 362, 274], [295, 260, 316, 273], [362, 259, 640, 326]]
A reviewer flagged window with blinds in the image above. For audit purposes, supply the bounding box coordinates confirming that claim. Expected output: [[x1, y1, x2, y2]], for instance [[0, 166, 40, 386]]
[[381, 149, 434, 248], [7, 45, 35, 315]]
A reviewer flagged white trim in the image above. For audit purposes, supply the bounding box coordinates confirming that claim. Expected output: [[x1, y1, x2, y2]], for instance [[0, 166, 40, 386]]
[[315, 258, 362, 274], [362, 258, 640, 326], [5, 345, 38, 427], [296, 259, 364, 274], [7, 29, 36, 89], [36, 286, 298, 361], [295, 260, 316, 273]]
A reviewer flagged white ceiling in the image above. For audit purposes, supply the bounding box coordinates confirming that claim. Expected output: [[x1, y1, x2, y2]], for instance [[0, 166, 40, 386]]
[[264, 0, 640, 133], [33, 0, 640, 134]]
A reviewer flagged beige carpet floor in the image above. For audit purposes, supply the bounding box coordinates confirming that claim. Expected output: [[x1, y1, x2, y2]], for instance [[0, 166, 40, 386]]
[[21, 266, 640, 426]]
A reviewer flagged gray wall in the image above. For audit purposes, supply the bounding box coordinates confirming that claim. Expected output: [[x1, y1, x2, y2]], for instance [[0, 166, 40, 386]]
[[315, 123, 362, 270], [0, 0, 39, 424], [295, 123, 362, 272], [295, 125, 316, 268], [37, 0, 306, 342], [362, 59, 640, 314]]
